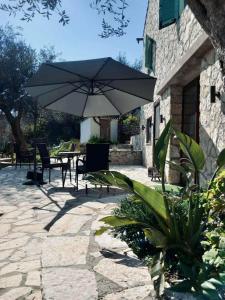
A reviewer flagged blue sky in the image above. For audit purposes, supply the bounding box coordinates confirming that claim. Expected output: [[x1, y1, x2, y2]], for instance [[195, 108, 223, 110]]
[[0, 0, 148, 64]]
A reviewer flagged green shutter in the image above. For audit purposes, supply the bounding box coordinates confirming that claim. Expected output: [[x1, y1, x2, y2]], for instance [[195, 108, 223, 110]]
[[159, 0, 179, 29], [145, 35, 155, 72], [179, 0, 186, 16]]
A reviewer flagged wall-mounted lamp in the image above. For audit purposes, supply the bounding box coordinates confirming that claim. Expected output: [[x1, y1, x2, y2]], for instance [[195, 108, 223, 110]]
[[136, 37, 144, 44], [141, 125, 146, 130], [160, 115, 165, 123], [210, 86, 221, 103]]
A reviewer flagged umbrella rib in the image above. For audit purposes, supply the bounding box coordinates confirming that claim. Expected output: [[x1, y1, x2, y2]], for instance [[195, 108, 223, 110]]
[[93, 57, 111, 80], [43, 84, 85, 108], [95, 77, 155, 81], [81, 86, 91, 117], [29, 83, 70, 98], [26, 80, 89, 88], [46, 63, 90, 81], [98, 87, 122, 115], [106, 84, 151, 102]]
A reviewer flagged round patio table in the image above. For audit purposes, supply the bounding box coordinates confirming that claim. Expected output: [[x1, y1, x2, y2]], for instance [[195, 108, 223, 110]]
[[57, 151, 85, 169]]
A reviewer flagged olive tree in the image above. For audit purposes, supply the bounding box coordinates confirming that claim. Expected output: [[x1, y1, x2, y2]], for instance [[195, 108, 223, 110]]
[[0, 26, 57, 150]]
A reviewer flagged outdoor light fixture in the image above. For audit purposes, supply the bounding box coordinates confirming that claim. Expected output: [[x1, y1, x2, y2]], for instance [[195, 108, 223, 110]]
[[141, 125, 146, 130], [160, 115, 165, 123], [136, 37, 144, 44], [210, 86, 221, 103]]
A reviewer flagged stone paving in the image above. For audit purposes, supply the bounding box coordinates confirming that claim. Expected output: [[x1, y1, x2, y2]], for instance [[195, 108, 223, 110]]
[[0, 165, 154, 299]]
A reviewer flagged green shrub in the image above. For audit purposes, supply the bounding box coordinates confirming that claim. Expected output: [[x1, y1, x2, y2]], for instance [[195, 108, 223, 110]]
[[87, 120, 225, 299], [88, 135, 111, 144], [122, 114, 139, 126], [50, 139, 79, 156]]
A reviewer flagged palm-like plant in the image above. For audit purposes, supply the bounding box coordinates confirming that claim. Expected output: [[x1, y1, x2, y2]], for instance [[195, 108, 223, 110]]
[[86, 120, 225, 298]]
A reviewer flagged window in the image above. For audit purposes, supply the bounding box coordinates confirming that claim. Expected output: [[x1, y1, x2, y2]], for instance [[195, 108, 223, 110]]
[[154, 104, 160, 145], [146, 117, 152, 144], [159, 0, 187, 29], [145, 35, 156, 73]]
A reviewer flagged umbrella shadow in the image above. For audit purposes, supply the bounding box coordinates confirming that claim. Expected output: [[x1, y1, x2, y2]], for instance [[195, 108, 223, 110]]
[[34, 184, 124, 232]]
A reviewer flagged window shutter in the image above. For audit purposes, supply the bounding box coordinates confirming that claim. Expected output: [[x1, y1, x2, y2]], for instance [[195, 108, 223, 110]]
[[145, 35, 155, 72], [179, 0, 187, 16], [159, 0, 179, 29]]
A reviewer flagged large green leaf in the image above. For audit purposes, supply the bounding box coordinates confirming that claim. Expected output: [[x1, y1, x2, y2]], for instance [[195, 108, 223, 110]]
[[144, 228, 167, 248], [86, 171, 133, 191], [154, 120, 172, 173], [87, 171, 169, 225], [132, 180, 169, 224], [100, 216, 141, 227], [217, 149, 225, 169], [174, 130, 205, 171]]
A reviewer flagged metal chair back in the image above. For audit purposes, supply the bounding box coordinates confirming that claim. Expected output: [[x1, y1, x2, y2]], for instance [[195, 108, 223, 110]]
[[85, 143, 110, 172], [37, 143, 50, 166]]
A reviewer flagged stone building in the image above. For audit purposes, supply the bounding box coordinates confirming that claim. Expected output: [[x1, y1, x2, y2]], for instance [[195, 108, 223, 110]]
[[133, 0, 225, 184]]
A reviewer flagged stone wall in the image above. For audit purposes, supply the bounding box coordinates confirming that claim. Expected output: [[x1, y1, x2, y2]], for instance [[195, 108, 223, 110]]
[[199, 50, 225, 183], [132, 0, 225, 184], [109, 149, 142, 165]]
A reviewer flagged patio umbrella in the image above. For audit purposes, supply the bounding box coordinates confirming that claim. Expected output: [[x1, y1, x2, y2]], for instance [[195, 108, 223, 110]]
[[26, 57, 156, 117]]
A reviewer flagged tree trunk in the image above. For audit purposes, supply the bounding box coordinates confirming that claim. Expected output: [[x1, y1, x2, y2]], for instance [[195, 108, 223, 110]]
[[187, 0, 225, 77], [5, 114, 27, 151]]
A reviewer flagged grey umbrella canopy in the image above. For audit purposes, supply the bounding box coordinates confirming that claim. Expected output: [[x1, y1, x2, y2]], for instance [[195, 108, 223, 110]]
[[26, 57, 156, 117]]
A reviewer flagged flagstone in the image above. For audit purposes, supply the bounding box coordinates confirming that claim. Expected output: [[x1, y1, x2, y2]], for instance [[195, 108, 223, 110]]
[[12, 224, 44, 233], [26, 271, 41, 286], [0, 236, 30, 251], [48, 215, 92, 235], [0, 274, 22, 288], [42, 267, 97, 300], [1, 209, 23, 219], [0, 287, 32, 300], [14, 217, 35, 226], [0, 260, 40, 276], [0, 249, 14, 261], [26, 290, 42, 300], [0, 224, 11, 236], [103, 285, 154, 300], [94, 258, 150, 288], [42, 236, 89, 267], [95, 232, 127, 250]]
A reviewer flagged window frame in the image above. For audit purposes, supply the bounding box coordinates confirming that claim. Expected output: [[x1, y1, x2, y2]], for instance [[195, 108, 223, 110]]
[[146, 116, 152, 144], [159, 0, 187, 30], [145, 35, 156, 73]]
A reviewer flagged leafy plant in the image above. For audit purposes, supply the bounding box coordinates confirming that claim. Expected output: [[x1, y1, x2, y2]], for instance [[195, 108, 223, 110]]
[[87, 120, 225, 299], [122, 114, 139, 126], [88, 135, 111, 144]]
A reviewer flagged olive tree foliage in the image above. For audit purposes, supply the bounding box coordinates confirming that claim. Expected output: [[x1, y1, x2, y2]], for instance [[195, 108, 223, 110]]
[[3, 0, 225, 78], [0, 0, 69, 25], [0, 25, 58, 149]]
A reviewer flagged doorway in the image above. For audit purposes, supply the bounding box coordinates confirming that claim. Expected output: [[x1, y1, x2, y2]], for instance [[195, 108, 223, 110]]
[[100, 118, 110, 141], [181, 77, 200, 184], [182, 77, 200, 142]]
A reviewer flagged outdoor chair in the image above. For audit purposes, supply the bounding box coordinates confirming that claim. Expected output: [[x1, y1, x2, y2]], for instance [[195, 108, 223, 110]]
[[75, 143, 110, 192], [14, 143, 34, 169], [37, 143, 71, 187]]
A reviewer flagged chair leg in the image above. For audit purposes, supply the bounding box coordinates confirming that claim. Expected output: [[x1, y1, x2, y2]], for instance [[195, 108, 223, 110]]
[[85, 184, 88, 194], [107, 185, 109, 193], [62, 168, 67, 188], [49, 169, 51, 183], [69, 165, 72, 182]]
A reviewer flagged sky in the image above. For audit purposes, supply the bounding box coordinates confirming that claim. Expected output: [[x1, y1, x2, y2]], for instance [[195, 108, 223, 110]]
[[0, 0, 148, 64]]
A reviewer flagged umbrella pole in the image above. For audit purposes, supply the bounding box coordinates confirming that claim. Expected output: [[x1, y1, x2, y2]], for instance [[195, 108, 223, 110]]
[[33, 100, 38, 183], [23, 99, 45, 186]]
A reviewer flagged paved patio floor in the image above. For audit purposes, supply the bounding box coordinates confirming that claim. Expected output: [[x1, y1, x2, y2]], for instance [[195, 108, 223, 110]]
[[0, 165, 154, 300]]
